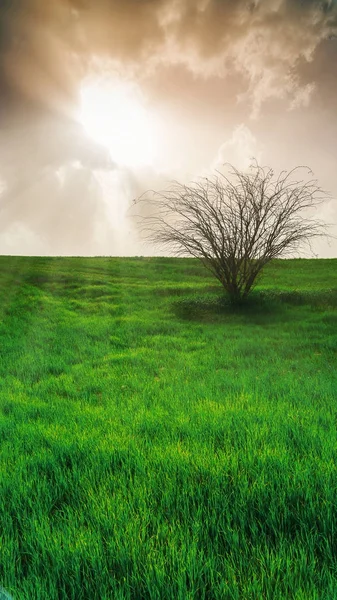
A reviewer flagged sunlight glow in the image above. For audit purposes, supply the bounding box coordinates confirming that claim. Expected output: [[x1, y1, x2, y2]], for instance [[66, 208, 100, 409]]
[[78, 77, 157, 168]]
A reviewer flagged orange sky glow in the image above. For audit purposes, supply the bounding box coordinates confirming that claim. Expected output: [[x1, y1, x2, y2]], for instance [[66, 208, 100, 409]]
[[0, 0, 336, 257]]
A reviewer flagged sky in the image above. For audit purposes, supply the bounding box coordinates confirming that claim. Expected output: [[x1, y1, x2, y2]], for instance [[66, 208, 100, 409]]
[[0, 0, 336, 257]]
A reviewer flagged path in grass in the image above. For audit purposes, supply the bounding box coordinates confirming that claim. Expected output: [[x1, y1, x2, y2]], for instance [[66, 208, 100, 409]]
[[0, 257, 336, 599]]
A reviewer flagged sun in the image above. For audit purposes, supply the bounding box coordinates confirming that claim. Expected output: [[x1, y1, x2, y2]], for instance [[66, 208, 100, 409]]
[[78, 77, 157, 168]]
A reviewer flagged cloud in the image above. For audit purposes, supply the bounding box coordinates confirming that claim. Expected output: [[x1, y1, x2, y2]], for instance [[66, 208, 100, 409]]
[[0, 158, 151, 256], [0, 110, 131, 256], [150, 0, 336, 116], [0, 163, 107, 255], [0, 0, 336, 256], [213, 123, 264, 172], [1, 0, 336, 119], [0, 115, 114, 223]]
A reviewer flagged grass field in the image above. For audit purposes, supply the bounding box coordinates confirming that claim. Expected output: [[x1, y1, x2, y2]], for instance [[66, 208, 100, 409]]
[[0, 256, 336, 600]]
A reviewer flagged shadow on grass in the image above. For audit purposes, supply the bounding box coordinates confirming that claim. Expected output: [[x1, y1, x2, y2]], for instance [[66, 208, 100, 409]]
[[172, 288, 337, 322], [22, 273, 82, 287]]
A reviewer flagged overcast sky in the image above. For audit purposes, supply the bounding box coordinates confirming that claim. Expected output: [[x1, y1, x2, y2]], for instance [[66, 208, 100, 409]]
[[0, 0, 336, 257]]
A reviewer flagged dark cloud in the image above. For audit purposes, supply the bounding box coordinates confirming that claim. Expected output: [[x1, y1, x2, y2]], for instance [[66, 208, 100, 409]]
[[0, 0, 336, 118], [144, 0, 336, 116], [0, 2, 74, 116]]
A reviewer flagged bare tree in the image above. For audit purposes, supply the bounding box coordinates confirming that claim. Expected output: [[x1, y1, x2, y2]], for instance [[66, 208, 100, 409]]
[[134, 160, 331, 303]]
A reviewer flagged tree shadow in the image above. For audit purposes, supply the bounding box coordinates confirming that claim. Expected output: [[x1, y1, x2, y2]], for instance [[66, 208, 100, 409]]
[[172, 288, 337, 323]]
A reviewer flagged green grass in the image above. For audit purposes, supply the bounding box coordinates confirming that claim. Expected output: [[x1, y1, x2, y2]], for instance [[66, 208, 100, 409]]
[[0, 256, 336, 600]]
